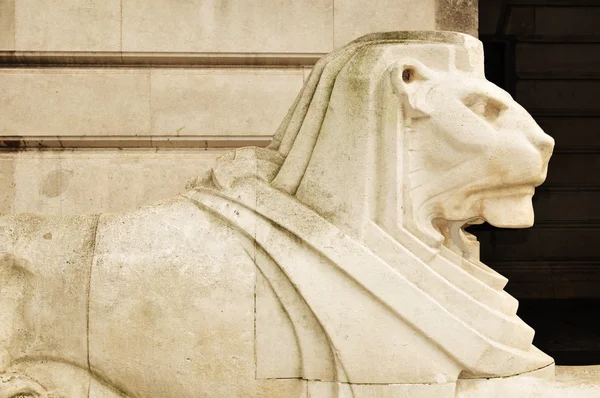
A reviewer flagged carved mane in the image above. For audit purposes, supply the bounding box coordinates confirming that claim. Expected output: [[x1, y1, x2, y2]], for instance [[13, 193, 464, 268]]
[[211, 31, 486, 248], [202, 31, 554, 383]]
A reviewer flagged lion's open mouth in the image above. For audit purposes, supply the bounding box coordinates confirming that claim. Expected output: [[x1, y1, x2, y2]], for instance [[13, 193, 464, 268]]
[[448, 218, 482, 257], [444, 185, 537, 257]]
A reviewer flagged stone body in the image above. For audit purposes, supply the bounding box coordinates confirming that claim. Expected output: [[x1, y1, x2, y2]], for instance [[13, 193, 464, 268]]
[[0, 32, 559, 397]]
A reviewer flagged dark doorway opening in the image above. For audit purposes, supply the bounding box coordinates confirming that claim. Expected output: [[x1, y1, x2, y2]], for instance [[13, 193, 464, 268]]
[[476, 0, 600, 366]]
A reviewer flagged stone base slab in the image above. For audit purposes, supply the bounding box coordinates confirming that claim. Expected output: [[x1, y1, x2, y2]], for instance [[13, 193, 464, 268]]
[[303, 365, 600, 397], [457, 364, 600, 398]]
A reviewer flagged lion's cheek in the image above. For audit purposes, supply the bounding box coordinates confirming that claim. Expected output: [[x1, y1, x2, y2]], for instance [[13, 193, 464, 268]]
[[480, 195, 535, 228]]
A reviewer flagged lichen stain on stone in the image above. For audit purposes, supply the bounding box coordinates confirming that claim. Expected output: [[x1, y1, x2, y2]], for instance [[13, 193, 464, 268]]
[[40, 170, 72, 198]]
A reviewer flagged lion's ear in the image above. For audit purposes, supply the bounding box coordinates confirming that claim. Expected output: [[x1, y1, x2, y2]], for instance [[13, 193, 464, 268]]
[[390, 59, 436, 119]]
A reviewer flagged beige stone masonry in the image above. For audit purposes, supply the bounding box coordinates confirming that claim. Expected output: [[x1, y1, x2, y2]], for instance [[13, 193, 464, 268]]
[[0, 0, 476, 53], [0, 68, 303, 137], [0, 69, 151, 136], [0, 149, 226, 215], [14, 0, 121, 51], [0, 0, 14, 50], [333, 0, 436, 48], [122, 0, 334, 53], [150, 69, 303, 136], [0, 0, 479, 219]]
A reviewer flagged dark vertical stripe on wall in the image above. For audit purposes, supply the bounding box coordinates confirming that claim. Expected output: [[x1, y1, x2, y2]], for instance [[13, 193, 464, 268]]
[[435, 0, 478, 37]]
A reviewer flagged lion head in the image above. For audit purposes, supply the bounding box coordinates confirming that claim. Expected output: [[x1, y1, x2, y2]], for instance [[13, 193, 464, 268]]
[[213, 31, 553, 260], [391, 57, 554, 254], [204, 31, 555, 377]]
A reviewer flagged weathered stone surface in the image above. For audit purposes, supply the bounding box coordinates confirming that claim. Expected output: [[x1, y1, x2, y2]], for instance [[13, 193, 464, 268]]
[[0, 69, 151, 136], [0, 150, 227, 215], [150, 69, 304, 136], [0, 31, 560, 396], [0, 214, 97, 380], [333, 0, 436, 48], [0, 157, 14, 213], [457, 365, 600, 397], [14, 0, 121, 51], [88, 198, 257, 397], [1, 1, 480, 227], [121, 0, 334, 53], [0, 0, 14, 50], [0, 68, 303, 138], [435, 0, 478, 37]]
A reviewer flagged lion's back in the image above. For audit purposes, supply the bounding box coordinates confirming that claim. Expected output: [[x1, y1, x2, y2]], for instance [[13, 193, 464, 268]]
[[0, 196, 275, 397], [88, 195, 262, 397]]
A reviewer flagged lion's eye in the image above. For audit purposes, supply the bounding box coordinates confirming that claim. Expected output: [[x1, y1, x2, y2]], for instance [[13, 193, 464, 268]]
[[462, 94, 506, 123], [402, 67, 414, 83]]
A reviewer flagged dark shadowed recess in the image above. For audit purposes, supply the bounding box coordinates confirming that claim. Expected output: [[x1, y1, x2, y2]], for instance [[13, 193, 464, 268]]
[[473, 0, 600, 365], [518, 299, 600, 365]]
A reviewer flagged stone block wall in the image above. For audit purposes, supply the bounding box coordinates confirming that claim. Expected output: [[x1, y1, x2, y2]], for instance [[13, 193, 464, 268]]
[[0, 0, 476, 214]]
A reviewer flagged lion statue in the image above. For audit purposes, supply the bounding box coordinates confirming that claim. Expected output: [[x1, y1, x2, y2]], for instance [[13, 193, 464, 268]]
[[0, 31, 554, 397]]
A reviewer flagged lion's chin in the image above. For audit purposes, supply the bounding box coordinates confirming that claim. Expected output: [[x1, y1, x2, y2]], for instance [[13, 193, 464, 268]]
[[481, 194, 535, 229]]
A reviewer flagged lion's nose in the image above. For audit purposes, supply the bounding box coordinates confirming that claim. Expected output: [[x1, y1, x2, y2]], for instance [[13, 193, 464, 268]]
[[530, 125, 554, 160], [529, 125, 554, 181]]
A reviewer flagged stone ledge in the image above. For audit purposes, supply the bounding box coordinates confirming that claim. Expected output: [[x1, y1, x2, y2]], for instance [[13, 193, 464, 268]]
[[0, 135, 271, 151], [0, 51, 324, 67]]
